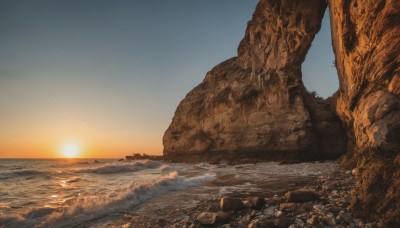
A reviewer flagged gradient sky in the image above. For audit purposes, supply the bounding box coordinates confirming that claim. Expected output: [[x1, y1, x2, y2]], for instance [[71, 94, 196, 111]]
[[0, 0, 338, 158]]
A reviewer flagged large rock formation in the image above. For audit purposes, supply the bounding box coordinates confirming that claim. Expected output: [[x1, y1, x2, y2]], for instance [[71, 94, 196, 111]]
[[329, 0, 400, 224], [163, 0, 400, 225], [163, 0, 345, 163]]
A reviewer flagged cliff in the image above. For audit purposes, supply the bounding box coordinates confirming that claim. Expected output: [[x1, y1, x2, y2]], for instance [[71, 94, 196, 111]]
[[163, 0, 345, 163], [329, 0, 400, 224]]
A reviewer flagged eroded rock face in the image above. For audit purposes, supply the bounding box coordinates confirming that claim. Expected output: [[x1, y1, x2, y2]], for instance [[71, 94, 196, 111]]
[[328, 0, 400, 224], [163, 0, 345, 162], [329, 0, 400, 155]]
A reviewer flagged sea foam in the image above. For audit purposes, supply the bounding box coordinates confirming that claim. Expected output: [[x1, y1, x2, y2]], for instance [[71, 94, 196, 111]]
[[77, 160, 162, 174], [41, 171, 215, 227]]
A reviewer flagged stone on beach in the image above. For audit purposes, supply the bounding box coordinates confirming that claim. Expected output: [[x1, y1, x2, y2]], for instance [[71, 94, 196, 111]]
[[220, 197, 245, 212], [243, 197, 265, 210], [285, 189, 319, 203], [279, 203, 297, 212], [196, 211, 230, 225], [274, 217, 293, 228]]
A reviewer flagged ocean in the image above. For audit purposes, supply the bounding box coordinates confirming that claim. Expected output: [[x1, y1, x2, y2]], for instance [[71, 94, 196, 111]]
[[0, 158, 339, 227]]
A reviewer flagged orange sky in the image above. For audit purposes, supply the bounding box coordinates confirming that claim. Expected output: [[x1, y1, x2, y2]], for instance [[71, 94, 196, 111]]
[[0, 119, 163, 158], [0, 137, 162, 158]]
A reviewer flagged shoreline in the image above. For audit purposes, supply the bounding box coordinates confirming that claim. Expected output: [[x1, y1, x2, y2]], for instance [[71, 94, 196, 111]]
[[116, 160, 379, 227]]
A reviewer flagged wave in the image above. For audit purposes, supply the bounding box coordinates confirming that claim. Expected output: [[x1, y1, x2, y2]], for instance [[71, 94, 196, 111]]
[[0, 170, 49, 180], [64, 176, 82, 183], [0, 208, 57, 228], [194, 162, 215, 170], [0, 215, 26, 228], [49, 160, 105, 169], [77, 160, 162, 174], [39, 171, 215, 227], [159, 164, 173, 173]]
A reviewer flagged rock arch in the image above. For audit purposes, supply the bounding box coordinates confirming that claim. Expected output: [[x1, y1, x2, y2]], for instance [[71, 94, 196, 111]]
[[163, 0, 345, 163], [163, 0, 400, 224]]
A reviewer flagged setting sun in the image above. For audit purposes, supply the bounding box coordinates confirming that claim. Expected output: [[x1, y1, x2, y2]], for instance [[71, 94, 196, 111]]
[[61, 143, 80, 158]]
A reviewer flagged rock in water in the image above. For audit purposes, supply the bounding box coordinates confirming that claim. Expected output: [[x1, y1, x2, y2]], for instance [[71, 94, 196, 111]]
[[163, 0, 345, 163], [329, 0, 400, 225]]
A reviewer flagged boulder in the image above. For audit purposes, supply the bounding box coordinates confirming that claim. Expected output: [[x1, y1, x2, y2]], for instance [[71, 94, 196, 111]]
[[285, 189, 319, 203], [196, 211, 230, 225], [220, 197, 245, 212]]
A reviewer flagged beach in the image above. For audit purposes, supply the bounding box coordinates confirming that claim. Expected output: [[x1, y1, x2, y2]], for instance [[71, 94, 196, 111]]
[[0, 158, 378, 227]]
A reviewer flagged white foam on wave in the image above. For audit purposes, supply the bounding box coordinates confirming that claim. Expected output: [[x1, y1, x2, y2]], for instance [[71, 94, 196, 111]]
[[77, 160, 162, 174], [64, 176, 83, 183], [159, 164, 173, 173], [41, 171, 215, 227], [194, 162, 215, 170]]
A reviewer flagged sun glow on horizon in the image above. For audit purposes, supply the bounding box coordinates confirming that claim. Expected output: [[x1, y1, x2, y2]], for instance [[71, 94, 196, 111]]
[[61, 143, 80, 158]]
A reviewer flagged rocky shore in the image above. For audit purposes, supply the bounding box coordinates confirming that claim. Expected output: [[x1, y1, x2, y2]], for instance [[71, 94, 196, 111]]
[[189, 166, 378, 228], [120, 160, 379, 228]]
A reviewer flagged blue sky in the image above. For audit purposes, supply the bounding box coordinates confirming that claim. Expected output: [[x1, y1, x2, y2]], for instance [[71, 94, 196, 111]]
[[0, 0, 338, 157]]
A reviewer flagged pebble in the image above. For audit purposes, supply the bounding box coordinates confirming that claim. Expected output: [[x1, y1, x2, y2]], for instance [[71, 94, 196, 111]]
[[321, 213, 336, 225], [307, 215, 318, 225], [274, 210, 283, 217], [263, 206, 277, 216], [312, 204, 326, 213], [274, 217, 292, 228], [295, 218, 304, 227]]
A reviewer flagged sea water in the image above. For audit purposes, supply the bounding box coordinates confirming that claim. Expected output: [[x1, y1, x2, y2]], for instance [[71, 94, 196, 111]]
[[0, 159, 339, 227]]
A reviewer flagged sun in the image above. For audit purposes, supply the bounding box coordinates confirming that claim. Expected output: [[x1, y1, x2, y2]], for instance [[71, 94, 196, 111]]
[[61, 143, 80, 158]]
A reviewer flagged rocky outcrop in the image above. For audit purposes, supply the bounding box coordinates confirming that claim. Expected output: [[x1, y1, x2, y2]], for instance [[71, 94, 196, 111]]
[[163, 0, 399, 224], [328, 0, 400, 225], [163, 0, 345, 162], [329, 0, 400, 158]]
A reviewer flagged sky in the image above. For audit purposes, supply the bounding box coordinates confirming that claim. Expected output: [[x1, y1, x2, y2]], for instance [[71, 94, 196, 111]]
[[0, 0, 338, 158]]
